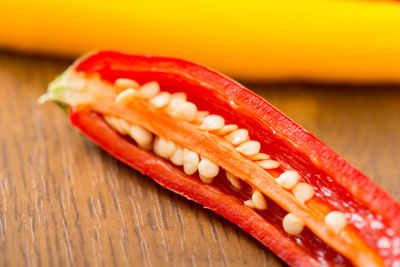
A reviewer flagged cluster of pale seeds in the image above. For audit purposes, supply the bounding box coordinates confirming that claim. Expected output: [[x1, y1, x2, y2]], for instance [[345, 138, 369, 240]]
[[105, 78, 348, 236]]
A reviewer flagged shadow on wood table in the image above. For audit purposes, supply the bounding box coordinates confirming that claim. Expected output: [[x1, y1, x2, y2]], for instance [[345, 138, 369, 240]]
[[0, 51, 399, 267]]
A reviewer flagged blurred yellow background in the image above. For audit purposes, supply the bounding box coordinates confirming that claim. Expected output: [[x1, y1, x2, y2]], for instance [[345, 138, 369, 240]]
[[1, 0, 400, 82]]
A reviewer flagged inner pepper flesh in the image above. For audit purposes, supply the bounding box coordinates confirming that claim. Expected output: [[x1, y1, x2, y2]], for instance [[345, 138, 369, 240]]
[[102, 112, 351, 266], [44, 70, 400, 267]]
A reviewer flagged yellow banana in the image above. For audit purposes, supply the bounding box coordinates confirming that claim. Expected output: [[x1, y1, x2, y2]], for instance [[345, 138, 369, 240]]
[[1, 0, 400, 82]]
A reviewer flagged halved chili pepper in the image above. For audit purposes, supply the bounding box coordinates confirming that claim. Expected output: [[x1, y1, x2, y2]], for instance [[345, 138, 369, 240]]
[[40, 51, 400, 267]]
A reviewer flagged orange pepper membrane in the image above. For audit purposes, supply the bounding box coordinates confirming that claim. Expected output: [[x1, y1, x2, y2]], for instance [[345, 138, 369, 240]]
[[113, 128, 351, 266], [93, 70, 399, 265], [61, 70, 399, 266]]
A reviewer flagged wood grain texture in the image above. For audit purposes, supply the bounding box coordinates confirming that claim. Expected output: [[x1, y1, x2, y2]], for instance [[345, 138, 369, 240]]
[[0, 51, 399, 267]]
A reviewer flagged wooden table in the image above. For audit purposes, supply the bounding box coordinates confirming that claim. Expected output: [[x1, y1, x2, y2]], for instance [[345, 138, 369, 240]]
[[0, 51, 399, 267]]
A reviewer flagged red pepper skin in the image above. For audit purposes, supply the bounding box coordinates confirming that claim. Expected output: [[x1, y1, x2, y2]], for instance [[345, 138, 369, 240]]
[[69, 108, 320, 267], [76, 51, 400, 233]]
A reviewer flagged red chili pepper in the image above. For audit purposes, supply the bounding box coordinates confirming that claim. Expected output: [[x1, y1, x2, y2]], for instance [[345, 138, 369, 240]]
[[42, 51, 400, 267]]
